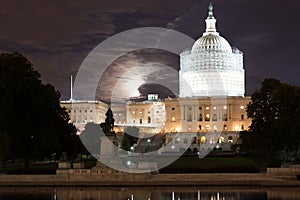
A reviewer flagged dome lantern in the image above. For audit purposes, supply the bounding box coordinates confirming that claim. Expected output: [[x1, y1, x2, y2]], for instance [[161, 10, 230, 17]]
[[204, 2, 218, 36]]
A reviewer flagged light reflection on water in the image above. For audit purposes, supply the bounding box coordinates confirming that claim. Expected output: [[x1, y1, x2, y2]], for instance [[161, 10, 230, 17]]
[[0, 187, 299, 200]]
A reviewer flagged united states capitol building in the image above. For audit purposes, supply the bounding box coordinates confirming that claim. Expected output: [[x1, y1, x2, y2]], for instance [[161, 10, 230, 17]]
[[61, 4, 251, 150]]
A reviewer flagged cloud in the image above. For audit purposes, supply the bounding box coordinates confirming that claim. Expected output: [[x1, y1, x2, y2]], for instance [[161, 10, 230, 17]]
[[95, 49, 179, 103], [0, 0, 299, 101]]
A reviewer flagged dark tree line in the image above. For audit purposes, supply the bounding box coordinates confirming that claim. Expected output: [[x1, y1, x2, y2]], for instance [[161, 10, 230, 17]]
[[240, 78, 300, 167], [0, 52, 84, 170]]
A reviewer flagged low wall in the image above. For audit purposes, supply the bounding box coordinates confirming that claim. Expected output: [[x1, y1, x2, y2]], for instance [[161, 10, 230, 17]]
[[1, 173, 300, 187], [267, 167, 300, 179], [56, 168, 151, 180]]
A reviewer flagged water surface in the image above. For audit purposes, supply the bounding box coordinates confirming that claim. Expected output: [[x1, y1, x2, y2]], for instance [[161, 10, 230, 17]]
[[0, 187, 299, 200]]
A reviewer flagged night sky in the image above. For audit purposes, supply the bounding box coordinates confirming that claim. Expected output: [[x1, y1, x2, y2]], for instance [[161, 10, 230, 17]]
[[0, 0, 299, 102]]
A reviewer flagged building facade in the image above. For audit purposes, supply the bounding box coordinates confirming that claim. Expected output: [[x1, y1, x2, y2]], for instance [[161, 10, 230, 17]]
[[164, 97, 250, 133], [60, 100, 108, 132]]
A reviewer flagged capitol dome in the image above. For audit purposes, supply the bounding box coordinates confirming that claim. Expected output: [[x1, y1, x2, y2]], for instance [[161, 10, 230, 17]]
[[179, 3, 245, 97], [191, 34, 232, 54]]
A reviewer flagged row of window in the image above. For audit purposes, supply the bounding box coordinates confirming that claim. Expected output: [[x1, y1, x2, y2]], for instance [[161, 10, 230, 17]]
[[170, 124, 244, 133], [170, 105, 245, 111], [198, 124, 244, 131], [171, 114, 244, 122], [71, 109, 94, 113], [131, 110, 160, 114], [132, 117, 152, 124], [171, 136, 235, 145]]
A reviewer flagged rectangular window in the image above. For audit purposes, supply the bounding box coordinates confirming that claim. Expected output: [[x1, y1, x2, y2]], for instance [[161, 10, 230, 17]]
[[222, 113, 227, 121], [212, 113, 217, 121], [171, 116, 176, 122], [139, 119, 142, 124], [198, 114, 202, 121], [205, 114, 210, 121], [187, 114, 192, 122], [241, 114, 244, 120], [192, 137, 197, 144]]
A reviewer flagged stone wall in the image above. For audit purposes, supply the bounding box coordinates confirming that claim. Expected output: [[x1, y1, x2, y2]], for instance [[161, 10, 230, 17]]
[[267, 167, 300, 179]]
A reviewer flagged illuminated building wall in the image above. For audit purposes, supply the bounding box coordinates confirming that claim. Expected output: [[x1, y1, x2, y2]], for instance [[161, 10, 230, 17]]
[[60, 100, 108, 133], [163, 97, 251, 134]]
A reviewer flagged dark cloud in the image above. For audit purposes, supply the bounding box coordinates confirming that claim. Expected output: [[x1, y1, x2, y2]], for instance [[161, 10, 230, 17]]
[[0, 0, 299, 101], [96, 49, 179, 103]]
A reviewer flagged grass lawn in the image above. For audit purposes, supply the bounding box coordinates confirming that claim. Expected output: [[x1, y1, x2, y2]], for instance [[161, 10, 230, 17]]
[[3, 156, 259, 174], [5, 162, 58, 175], [159, 156, 259, 173]]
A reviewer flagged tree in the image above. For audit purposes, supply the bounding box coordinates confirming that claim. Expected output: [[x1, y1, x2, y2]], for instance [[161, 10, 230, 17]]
[[0, 52, 77, 167], [100, 107, 115, 135], [0, 132, 12, 172], [240, 78, 300, 167], [121, 127, 139, 151]]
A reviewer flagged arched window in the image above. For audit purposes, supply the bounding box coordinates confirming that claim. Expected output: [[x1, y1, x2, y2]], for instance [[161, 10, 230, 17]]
[[218, 136, 224, 143], [228, 136, 233, 143], [200, 136, 206, 144]]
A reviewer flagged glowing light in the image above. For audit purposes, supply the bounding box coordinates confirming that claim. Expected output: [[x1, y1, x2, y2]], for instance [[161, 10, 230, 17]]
[[213, 125, 217, 131], [201, 136, 206, 143], [235, 126, 240, 131]]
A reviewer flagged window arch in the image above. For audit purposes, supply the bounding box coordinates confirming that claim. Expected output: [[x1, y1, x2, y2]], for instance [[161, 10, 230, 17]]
[[200, 136, 206, 144], [228, 136, 233, 143], [218, 136, 224, 143]]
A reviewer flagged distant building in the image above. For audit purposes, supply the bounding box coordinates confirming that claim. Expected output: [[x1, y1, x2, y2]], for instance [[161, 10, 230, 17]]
[[60, 100, 108, 133]]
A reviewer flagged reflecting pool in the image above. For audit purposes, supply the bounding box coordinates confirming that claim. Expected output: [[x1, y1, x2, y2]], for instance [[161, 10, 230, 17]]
[[0, 187, 299, 200]]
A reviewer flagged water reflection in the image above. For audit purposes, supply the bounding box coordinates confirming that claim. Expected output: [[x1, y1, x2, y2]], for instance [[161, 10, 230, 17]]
[[0, 187, 299, 200]]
